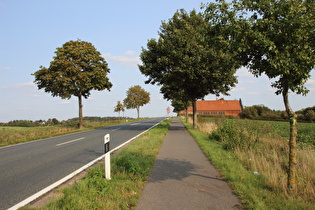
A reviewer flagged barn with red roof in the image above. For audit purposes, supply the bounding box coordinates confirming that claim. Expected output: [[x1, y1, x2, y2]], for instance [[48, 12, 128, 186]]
[[180, 98, 242, 116]]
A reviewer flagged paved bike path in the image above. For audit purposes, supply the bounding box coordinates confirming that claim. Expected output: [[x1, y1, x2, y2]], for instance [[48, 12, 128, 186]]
[[136, 118, 242, 210]]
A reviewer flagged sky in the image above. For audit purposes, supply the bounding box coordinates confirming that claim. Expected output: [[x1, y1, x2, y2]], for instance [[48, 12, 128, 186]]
[[0, 0, 314, 123]]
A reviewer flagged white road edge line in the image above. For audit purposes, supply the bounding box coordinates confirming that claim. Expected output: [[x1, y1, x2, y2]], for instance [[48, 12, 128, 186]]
[[8, 118, 166, 210], [130, 123, 140, 126], [56, 137, 85, 146]]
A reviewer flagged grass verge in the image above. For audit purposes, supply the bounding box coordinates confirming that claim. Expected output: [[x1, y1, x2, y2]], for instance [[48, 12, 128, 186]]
[[182, 118, 314, 210], [22, 118, 171, 210]]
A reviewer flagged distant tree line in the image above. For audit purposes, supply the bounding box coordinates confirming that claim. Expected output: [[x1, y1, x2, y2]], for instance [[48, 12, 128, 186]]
[[0, 117, 133, 127], [241, 105, 315, 123]]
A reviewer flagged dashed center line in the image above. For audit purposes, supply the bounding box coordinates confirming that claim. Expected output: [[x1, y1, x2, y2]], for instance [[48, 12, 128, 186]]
[[56, 137, 85, 146]]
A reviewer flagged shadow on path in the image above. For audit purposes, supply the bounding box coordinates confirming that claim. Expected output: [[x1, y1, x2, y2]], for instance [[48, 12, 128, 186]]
[[148, 158, 225, 183]]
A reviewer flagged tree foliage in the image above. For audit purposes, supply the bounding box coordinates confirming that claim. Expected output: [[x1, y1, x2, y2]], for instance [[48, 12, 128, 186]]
[[114, 101, 125, 118], [206, 0, 315, 194], [123, 85, 150, 119], [33, 40, 112, 128], [139, 9, 239, 128]]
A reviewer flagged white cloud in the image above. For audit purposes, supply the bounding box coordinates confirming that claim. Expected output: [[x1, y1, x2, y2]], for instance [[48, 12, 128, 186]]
[[231, 87, 246, 92], [0, 66, 12, 71], [58, 101, 71, 104], [247, 92, 260, 95], [13, 82, 35, 88], [103, 50, 141, 67], [236, 67, 253, 78], [0, 82, 35, 89], [87, 97, 96, 101], [306, 79, 315, 86]]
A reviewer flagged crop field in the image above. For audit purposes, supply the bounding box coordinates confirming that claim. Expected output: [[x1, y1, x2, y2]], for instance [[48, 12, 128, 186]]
[[241, 119, 315, 147], [202, 118, 315, 147], [188, 117, 315, 209], [0, 126, 76, 147], [0, 119, 136, 147]]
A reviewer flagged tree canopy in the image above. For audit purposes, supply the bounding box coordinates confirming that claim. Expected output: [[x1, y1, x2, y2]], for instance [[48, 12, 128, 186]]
[[114, 101, 125, 118], [139, 9, 239, 128], [238, 0, 315, 193], [204, 0, 315, 193], [123, 85, 150, 119], [33, 40, 112, 128]]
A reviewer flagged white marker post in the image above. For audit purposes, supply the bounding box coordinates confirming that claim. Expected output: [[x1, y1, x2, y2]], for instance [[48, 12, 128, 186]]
[[104, 134, 111, 180]]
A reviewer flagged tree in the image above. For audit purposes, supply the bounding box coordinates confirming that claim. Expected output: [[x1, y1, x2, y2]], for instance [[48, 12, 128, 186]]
[[159, 83, 191, 122], [114, 101, 125, 118], [305, 110, 315, 122], [33, 40, 112, 129], [139, 9, 239, 128], [222, 0, 315, 194], [123, 85, 150, 119], [171, 98, 191, 121]]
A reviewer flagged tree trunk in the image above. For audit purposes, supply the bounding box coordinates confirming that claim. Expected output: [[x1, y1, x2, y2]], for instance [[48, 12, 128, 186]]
[[78, 93, 83, 129], [192, 100, 197, 129], [185, 108, 188, 123], [282, 86, 298, 195], [136, 106, 140, 119]]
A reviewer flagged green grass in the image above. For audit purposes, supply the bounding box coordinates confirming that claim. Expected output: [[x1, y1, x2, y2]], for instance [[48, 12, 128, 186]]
[[23, 118, 171, 210], [182, 118, 315, 210]]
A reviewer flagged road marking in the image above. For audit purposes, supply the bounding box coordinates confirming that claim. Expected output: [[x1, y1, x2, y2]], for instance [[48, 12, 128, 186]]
[[56, 137, 85, 146], [131, 123, 140, 126], [111, 128, 120, 131], [9, 118, 167, 210]]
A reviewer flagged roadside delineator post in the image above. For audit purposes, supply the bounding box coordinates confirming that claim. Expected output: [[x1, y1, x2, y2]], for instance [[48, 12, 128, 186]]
[[104, 134, 111, 180]]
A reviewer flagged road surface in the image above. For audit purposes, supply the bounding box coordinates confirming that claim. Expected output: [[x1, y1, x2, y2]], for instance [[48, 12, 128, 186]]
[[0, 117, 166, 209]]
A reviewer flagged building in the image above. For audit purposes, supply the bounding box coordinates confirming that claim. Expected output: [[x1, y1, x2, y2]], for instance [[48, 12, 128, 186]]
[[180, 98, 242, 116]]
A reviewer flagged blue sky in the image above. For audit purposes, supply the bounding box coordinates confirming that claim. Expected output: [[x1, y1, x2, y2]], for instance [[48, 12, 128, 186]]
[[0, 0, 314, 123]]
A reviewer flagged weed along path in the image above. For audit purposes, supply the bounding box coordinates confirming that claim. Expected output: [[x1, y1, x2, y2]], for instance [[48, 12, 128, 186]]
[[0, 117, 167, 210], [136, 118, 242, 210]]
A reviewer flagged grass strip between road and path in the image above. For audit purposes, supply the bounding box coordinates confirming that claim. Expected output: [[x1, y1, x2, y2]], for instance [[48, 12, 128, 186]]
[[181, 118, 314, 210], [22, 118, 171, 210]]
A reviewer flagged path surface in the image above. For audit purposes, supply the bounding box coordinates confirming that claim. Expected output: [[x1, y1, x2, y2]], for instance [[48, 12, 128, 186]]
[[136, 118, 242, 210]]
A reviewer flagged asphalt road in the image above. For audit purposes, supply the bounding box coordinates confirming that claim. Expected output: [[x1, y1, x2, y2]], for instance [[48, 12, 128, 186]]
[[0, 117, 167, 210]]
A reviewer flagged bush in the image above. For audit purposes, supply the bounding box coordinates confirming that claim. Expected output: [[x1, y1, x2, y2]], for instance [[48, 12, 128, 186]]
[[209, 120, 259, 151]]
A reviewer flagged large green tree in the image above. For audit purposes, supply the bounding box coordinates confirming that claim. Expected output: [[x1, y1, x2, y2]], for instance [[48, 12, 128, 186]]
[[208, 0, 315, 193], [123, 85, 150, 119], [139, 9, 239, 128], [241, 0, 314, 194], [33, 40, 112, 129]]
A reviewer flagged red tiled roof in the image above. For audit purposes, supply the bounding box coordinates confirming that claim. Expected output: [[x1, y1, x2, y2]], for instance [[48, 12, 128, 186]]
[[187, 99, 242, 112]]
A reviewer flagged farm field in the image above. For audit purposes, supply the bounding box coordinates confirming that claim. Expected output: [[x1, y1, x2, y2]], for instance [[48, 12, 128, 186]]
[[0, 126, 77, 147], [187, 117, 315, 209], [241, 119, 315, 147], [203, 117, 315, 147], [0, 119, 139, 147]]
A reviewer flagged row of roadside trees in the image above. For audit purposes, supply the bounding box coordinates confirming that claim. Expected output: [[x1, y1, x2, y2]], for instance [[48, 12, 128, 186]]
[[138, 0, 315, 194], [114, 85, 150, 119]]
